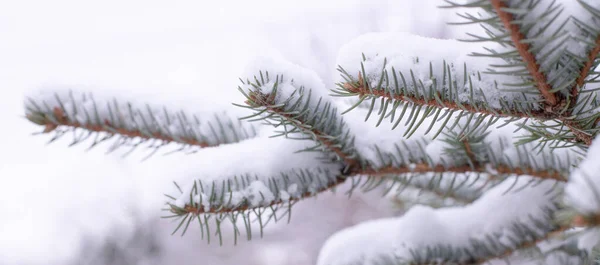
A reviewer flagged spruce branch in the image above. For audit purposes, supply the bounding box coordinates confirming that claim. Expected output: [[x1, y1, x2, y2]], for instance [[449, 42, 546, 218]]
[[490, 0, 558, 108], [356, 127, 574, 183], [237, 71, 362, 171], [171, 163, 565, 217], [564, 3, 600, 146], [170, 169, 347, 216], [405, 189, 600, 265], [360, 163, 566, 182], [572, 35, 600, 101], [165, 167, 348, 244], [468, 212, 600, 265], [25, 90, 256, 156], [21, 1, 600, 263], [471, 227, 570, 265], [571, 0, 600, 101], [439, 0, 600, 147], [340, 71, 552, 120], [405, 225, 571, 265]]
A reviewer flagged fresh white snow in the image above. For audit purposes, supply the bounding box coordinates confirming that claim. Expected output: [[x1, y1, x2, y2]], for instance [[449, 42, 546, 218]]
[[3, 0, 598, 265], [317, 177, 562, 265]]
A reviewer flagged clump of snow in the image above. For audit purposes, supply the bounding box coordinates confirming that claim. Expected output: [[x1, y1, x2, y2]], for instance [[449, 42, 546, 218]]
[[317, 176, 561, 265], [168, 133, 343, 211], [566, 135, 600, 215], [175, 180, 276, 209], [316, 218, 400, 264], [575, 228, 600, 253], [246, 181, 276, 206], [287, 183, 298, 195], [240, 56, 332, 111]]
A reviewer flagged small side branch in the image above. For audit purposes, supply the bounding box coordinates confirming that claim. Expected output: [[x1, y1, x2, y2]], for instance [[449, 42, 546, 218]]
[[178, 175, 348, 215], [359, 164, 567, 182], [572, 35, 600, 100], [474, 211, 600, 265], [472, 226, 570, 265], [34, 107, 213, 147], [490, 0, 558, 107], [343, 77, 554, 121], [176, 163, 567, 216], [25, 91, 256, 155], [263, 104, 360, 168], [240, 75, 361, 170], [490, 0, 596, 146]]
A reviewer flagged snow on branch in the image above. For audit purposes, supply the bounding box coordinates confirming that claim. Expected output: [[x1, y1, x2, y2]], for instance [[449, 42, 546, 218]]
[[341, 104, 577, 184], [162, 135, 346, 244], [488, 0, 558, 106], [167, 168, 346, 244], [444, 0, 600, 146], [571, 1, 600, 101], [236, 57, 362, 171], [445, 0, 589, 109], [24, 88, 257, 156], [565, 134, 600, 252], [317, 177, 565, 265], [332, 32, 548, 140]]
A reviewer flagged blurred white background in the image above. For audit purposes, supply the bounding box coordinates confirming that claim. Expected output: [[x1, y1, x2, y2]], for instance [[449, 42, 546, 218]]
[[0, 1, 471, 264]]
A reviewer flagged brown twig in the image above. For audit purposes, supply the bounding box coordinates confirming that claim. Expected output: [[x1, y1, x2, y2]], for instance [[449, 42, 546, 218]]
[[462, 137, 477, 166], [564, 120, 593, 146], [31, 107, 212, 147], [490, 0, 558, 108], [343, 77, 554, 121], [491, 0, 600, 146], [343, 3, 600, 147], [571, 213, 600, 227], [247, 91, 361, 170], [346, 77, 595, 146], [572, 35, 600, 100], [563, 35, 600, 146], [179, 161, 567, 215], [358, 164, 566, 182]]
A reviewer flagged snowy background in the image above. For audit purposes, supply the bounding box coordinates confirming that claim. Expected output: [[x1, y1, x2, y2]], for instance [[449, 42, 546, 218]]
[[0, 1, 473, 264]]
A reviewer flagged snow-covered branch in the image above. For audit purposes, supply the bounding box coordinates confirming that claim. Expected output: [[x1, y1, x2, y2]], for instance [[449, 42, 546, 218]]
[[317, 177, 565, 265], [443, 0, 600, 146], [25, 89, 257, 156], [333, 32, 545, 140], [489, 0, 557, 106], [237, 58, 362, 171]]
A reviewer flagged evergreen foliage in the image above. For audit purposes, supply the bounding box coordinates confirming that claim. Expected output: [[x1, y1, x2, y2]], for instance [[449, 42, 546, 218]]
[[23, 0, 600, 264]]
